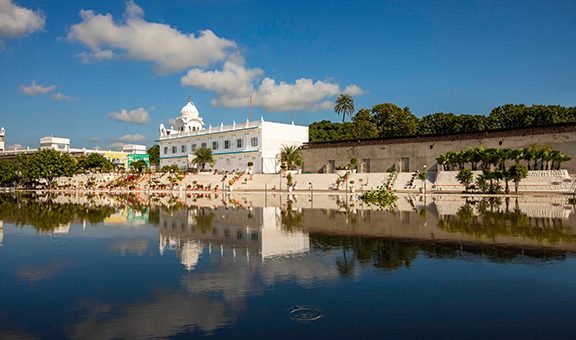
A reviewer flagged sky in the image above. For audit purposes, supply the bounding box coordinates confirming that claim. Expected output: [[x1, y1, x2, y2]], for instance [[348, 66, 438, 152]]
[[0, 0, 575, 150]]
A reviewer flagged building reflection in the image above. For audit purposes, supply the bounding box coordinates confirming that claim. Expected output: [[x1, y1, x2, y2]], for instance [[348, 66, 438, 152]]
[[159, 206, 310, 270]]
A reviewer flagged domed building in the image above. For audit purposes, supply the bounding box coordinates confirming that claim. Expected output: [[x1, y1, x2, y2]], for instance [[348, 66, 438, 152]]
[[158, 97, 308, 173]]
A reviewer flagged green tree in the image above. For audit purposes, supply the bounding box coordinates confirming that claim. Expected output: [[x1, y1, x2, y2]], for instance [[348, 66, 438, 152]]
[[371, 103, 418, 137], [131, 160, 148, 173], [23, 149, 77, 188], [278, 145, 302, 170], [334, 94, 355, 123], [351, 109, 379, 139], [77, 153, 113, 172], [508, 164, 528, 194], [418, 112, 461, 135], [456, 169, 474, 192], [190, 146, 215, 171], [309, 120, 345, 142], [0, 160, 18, 187], [147, 145, 160, 166]]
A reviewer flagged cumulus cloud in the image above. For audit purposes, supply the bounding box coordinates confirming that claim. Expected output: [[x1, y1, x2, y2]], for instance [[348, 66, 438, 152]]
[[67, 0, 236, 73], [108, 142, 125, 149], [52, 92, 72, 101], [181, 61, 363, 112], [20, 80, 54, 95], [166, 118, 177, 127], [117, 133, 146, 143], [20, 80, 71, 101], [343, 84, 365, 96], [7, 143, 23, 150], [181, 58, 263, 106], [0, 0, 45, 39], [108, 108, 151, 124]]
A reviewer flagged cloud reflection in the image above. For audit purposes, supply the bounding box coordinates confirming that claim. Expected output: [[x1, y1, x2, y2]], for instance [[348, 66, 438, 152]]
[[68, 292, 232, 339]]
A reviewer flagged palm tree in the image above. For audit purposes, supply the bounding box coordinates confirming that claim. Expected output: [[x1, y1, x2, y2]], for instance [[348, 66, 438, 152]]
[[435, 154, 448, 171], [190, 146, 215, 171], [278, 145, 303, 170], [334, 94, 355, 122]]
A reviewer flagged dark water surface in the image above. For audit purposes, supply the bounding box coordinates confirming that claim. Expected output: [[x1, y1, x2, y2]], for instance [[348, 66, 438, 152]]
[[1, 192, 576, 339]]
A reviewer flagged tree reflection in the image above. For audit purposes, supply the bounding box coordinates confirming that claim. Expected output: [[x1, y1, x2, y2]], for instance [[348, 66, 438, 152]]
[[438, 198, 574, 244], [312, 233, 567, 275], [0, 193, 116, 231]]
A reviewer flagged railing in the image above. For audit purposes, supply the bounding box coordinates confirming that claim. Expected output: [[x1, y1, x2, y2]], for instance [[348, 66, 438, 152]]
[[160, 120, 263, 140]]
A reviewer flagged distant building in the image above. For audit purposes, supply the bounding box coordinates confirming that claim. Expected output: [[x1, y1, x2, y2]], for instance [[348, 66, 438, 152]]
[[158, 98, 308, 173], [0, 128, 147, 168]]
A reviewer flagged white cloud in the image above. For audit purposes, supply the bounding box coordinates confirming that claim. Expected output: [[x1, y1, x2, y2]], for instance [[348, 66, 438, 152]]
[[181, 58, 263, 106], [253, 77, 341, 112], [181, 61, 363, 112], [7, 143, 23, 149], [0, 0, 45, 39], [52, 92, 72, 101], [166, 118, 177, 127], [343, 84, 365, 96], [67, 1, 236, 73], [117, 133, 146, 143], [108, 108, 151, 124], [20, 80, 55, 95], [108, 142, 125, 149]]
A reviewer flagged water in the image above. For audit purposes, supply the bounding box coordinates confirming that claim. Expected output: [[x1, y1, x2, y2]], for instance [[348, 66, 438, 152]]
[[1, 192, 576, 339]]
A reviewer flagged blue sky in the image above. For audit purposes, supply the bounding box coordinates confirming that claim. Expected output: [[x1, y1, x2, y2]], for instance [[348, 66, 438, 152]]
[[1, 0, 575, 149]]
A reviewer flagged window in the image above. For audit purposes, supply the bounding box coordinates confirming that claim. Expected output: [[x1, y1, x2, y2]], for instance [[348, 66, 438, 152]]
[[181, 145, 186, 153], [172, 146, 177, 154], [201, 142, 207, 148], [251, 137, 258, 147], [191, 144, 197, 151], [164, 147, 168, 155], [224, 140, 230, 149], [236, 138, 243, 148], [212, 141, 219, 150]]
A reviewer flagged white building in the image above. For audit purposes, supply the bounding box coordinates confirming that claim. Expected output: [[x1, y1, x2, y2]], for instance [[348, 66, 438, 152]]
[[158, 98, 308, 173], [0, 128, 146, 168]]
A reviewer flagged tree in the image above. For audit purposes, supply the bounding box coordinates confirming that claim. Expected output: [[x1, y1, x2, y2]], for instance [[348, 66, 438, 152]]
[[190, 146, 215, 171], [131, 160, 148, 173], [334, 94, 355, 123], [147, 145, 160, 166], [351, 109, 379, 139], [456, 169, 474, 192], [279, 145, 302, 170], [371, 103, 418, 137], [418, 112, 461, 135], [0, 160, 18, 187], [508, 164, 528, 194], [23, 149, 77, 188], [309, 120, 346, 142], [77, 153, 113, 172]]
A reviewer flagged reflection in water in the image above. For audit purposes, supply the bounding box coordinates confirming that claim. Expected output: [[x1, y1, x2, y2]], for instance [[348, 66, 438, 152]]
[[17, 261, 69, 283], [69, 293, 232, 339], [1, 193, 576, 338]]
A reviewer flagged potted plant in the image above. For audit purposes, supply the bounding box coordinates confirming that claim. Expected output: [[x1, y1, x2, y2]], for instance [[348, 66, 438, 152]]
[[247, 161, 254, 174], [349, 180, 355, 193], [228, 179, 234, 192], [350, 158, 358, 173]]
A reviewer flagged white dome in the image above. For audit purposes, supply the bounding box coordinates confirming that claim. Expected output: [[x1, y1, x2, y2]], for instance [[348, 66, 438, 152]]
[[180, 101, 199, 118]]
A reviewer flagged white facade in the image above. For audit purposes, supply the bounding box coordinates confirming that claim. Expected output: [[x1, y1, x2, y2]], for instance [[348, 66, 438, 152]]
[[158, 99, 308, 173]]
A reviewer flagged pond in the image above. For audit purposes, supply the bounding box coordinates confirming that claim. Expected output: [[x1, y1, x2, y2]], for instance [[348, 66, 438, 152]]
[[1, 192, 576, 339]]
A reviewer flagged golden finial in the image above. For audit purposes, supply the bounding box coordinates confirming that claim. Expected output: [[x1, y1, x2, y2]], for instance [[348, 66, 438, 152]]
[[187, 95, 190, 103]]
